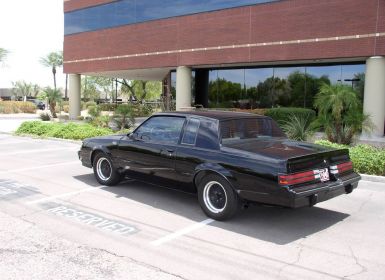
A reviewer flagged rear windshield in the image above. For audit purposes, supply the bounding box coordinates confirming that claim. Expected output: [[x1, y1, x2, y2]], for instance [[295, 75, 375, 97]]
[[220, 117, 285, 143]]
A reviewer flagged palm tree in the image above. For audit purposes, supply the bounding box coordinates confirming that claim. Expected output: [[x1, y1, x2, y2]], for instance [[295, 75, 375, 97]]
[[43, 87, 62, 118], [314, 83, 372, 144], [40, 51, 63, 90], [12, 80, 33, 101]]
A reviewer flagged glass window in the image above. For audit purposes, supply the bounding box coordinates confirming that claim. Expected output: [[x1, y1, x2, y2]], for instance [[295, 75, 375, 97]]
[[134, 116, 185, 144], [65, 0, 280, 35], [220, 117, 285, 144], [196, 119, 220, 150], [181, 118, 200, 145]]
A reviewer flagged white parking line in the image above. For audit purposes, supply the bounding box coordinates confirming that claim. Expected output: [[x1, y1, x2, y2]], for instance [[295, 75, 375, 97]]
[[26, 186, 106, 205], [1, 147, 77, 156], [150, 218, 214, 246], [0, 160, 79, 175]]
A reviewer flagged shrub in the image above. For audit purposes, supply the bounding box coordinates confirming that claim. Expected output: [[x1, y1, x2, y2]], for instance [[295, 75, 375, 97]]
[[90, 115, 111, 128], [87, 105, 101, 118], [99, 103, 116, 111], [314, 83, 372, 145], [315, 140, 385, 176], [63, 105, 69, 113], [281, 113, 316, 141], [0, 101, 36, 114], [265, 107, 316, 124], [85, 101, 97, 109], [112, 104, 135, 130], [39, 112, 51, 121], [16, 121, 113, 140]]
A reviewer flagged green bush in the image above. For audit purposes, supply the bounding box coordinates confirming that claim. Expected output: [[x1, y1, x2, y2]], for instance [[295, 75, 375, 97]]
[[99, 103, 116, 111], [39, 112, 51, 121], [0, 101, 36, 114], [315, 140, 385, 176], [85, 101, 97, 109], [87, 105, 101, 118], [265, 107, 316, 124], [16, 121, 113, 140]]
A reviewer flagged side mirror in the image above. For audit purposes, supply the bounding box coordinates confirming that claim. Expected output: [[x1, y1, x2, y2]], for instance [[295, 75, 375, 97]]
[[128, 132, 138, 140]]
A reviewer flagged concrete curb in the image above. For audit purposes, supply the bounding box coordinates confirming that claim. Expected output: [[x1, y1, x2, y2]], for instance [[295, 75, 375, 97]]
[[360, 174, 385, 183], [0, 132, 82, 145]]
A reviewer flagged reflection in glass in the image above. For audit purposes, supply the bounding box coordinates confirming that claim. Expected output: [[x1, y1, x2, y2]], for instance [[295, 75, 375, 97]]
[[65, 0, 279, 35]]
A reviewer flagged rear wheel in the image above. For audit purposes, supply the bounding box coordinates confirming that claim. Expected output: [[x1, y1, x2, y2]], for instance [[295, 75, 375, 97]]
[[197, 174, 239, 221], [92, 153, 121, 186]]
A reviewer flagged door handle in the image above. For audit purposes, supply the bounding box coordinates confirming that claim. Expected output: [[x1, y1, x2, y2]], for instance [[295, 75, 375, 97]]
[[161, 149, 174, 157]]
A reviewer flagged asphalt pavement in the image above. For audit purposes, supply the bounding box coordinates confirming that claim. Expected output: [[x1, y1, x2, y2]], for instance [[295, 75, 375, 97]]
[[1, 133, 385, 279]]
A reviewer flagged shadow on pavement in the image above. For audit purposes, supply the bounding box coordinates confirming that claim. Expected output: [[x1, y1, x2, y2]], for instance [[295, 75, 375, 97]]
[[74, 173, 349, 245]]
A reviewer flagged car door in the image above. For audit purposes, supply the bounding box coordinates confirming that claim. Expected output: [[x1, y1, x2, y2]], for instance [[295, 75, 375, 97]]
[[117, 115, 186, 185]]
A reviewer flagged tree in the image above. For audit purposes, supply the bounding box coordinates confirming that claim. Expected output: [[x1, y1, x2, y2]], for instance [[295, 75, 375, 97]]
[[0, 48, 9, 63], [120, 80, 162, 103], [40, 51, 63, 90], [12, 80, 33, 101], [81, 76, 100, 101], [40, 87, 62, 118], [314, 83, 372, 144]]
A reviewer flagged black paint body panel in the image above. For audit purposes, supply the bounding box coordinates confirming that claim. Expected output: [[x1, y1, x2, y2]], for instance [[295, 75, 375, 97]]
[[79, 111, 361, 208]]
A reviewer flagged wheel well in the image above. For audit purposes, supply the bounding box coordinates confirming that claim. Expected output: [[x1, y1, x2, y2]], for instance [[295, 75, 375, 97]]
[[90, 150, 103, 167], [193, 170, 233, 191]]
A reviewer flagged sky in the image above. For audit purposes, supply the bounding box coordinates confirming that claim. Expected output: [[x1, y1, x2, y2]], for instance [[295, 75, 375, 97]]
[[0, 0, 65, 89]]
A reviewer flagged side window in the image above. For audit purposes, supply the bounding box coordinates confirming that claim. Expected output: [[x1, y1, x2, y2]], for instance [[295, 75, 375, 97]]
[[196, 119, 220, 150], [181, 118, 200, 145], [134, 116, 185, 144]]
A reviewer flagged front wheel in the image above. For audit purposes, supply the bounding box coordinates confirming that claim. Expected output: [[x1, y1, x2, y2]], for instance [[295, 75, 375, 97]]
[[197, 174, 239, 221], [92, 153, 121, 186]]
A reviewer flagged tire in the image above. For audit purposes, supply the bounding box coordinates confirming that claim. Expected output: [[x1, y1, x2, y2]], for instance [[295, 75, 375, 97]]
[[197, 174, 239, 221], [92, 153, 121, 186]]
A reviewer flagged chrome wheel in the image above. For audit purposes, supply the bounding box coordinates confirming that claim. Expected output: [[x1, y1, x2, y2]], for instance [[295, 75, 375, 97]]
[[203, 181, 227, 213], [96, 157, 112, 181]]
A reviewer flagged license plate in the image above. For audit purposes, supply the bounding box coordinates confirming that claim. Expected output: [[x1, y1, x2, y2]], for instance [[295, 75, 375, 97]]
[[319, 168, 330, 182]]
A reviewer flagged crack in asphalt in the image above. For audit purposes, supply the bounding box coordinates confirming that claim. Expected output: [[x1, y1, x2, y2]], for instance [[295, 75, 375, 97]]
[[343, 246, 368, 279], [79, 246, 187, 280], [277, 240, 305, 278]]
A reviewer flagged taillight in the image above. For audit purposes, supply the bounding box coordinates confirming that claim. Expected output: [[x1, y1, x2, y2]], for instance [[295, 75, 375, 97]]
[[330, 161, 353, 175], [279, 170, 320, 185]]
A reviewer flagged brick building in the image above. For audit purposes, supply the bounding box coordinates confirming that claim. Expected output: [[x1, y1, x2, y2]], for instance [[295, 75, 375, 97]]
[[63, 0, 385, 136]]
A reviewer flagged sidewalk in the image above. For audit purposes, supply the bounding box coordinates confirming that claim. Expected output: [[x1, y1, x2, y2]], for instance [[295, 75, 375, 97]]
[[0, 113, 39, 133]]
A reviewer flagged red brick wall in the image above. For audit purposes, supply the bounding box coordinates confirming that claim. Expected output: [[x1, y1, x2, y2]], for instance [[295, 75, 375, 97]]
[[64, 0, 117, 13], [63, 0, 385, 73]]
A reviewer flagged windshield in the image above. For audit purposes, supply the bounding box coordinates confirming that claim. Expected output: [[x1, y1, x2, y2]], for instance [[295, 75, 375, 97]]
[[220, 117, 285, 143]]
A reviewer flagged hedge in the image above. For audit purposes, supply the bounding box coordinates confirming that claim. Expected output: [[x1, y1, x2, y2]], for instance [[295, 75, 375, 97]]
[[265, 107, 316, 124], [0, 101, 36, 114], [16, 121, 113, 140], [315, 140, 385, 176]]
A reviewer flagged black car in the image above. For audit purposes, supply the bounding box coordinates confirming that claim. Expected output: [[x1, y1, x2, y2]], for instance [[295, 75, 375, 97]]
[[78, 111, 361, 220], [28, 99, 46, 110]]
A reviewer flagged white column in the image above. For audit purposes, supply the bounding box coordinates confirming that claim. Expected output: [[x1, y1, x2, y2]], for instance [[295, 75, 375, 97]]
[[68, 74, 81, 119], [176, 66, 192, 111], [363, 56, 385, 137]]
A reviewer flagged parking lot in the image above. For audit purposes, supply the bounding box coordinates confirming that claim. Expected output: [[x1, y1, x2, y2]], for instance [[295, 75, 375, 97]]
[[1, 133, 385, 280]]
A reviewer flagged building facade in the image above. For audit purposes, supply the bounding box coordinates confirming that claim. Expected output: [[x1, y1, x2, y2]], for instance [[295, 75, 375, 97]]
[[63, 0, 385, 136]]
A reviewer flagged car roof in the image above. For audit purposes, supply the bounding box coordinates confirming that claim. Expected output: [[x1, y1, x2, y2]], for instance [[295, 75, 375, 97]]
[[154, 110, 266, 121]]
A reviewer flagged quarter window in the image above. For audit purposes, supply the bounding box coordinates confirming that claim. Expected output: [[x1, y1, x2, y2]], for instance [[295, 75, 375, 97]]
[[134, 116, 185, 144], [181, 118, 200, 145]]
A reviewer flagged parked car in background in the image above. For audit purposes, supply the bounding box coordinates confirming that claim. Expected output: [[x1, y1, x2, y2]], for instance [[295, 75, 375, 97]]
[[78, 111, 361, 220], [28, 99, 45, 110]]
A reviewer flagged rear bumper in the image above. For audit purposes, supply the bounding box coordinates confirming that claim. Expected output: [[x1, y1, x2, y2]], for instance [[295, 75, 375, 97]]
[[238, 173, 361, 208], [289, 174, 360, 208]]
